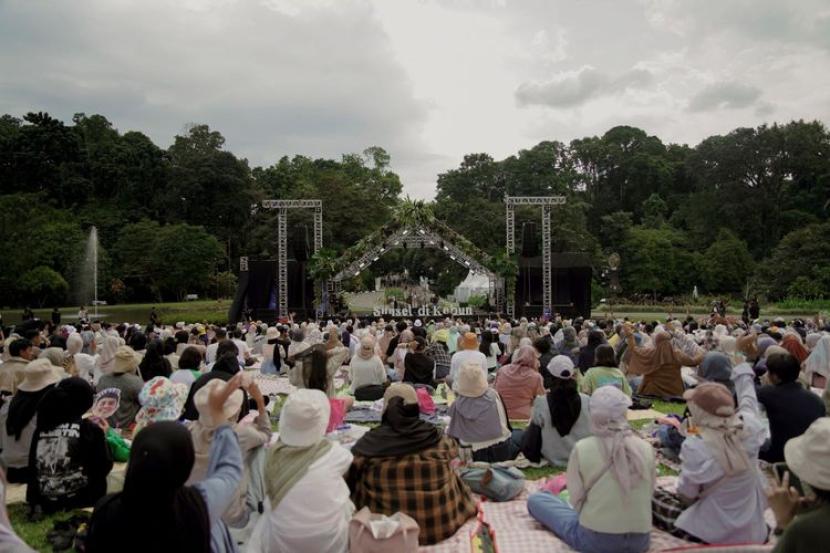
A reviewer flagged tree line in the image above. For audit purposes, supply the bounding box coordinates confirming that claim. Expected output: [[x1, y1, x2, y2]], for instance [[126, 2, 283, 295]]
[[0, 111, 827, 307]]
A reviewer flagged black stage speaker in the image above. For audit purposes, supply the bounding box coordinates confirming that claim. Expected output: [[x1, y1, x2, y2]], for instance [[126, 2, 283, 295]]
[[521, 222, 539, 257], [514, 253, 592, 319]]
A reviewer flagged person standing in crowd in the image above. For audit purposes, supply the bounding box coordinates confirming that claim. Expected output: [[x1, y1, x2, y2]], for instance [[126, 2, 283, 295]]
[[758, 353, 826, 463], [87, 374, 245, 553], [50, 308, 60, 328], [527, 386, 655, 553]]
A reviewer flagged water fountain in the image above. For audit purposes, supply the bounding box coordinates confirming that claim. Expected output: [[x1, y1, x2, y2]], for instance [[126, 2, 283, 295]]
[[77, 226, 99, 317]]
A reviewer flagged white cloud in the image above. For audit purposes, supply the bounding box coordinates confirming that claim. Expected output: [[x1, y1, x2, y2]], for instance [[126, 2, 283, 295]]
[[0, 0, 828, 199], [688, 82, 762, 112]]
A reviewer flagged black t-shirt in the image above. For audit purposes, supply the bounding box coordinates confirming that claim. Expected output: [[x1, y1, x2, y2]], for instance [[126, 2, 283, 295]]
[[758, 382, 826, 463]]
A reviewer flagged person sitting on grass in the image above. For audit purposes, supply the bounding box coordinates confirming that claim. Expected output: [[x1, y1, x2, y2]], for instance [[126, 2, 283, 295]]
[[403, 336, 436, 388], [447, 362, 523, 462], [0, 359, 61, 483], [348, 335, 387, 401], [523, 355, 592, 467], [767, 417, 830, 552], [347, 383, 476, 545], [758, 352, 826, 464], [527, 386, 655, 553], [187, 377, 271, 529], [248, 389, 354, 553], [623, 323, 703, 399], [580, 344, 632, 396], [306, 345, 354, 432], [27, 377, 113, 516], [86, 373, 244, 553], [96, 346, 144, 430], [493, 345, 545, 420], [670, 365, 768, 544]]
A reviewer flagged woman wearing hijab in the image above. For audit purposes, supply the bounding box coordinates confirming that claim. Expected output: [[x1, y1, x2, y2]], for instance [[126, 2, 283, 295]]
[[804, 334, 830, 388], [392, 329, 415, 381], [576, 330, 605, 374], [0, 359, 60, 483], [87, 374, 244, 553], [27, 377, 112, 514], [348, 336, 387, 400], [624, 325, 703, 398], [556, 326, 580, 362], [96, 335, 121, 377], [138, 339, 172, 382], [494, 345, 545, 419], [528, 386, 655, 553], [448, 362, 522, 462], [248, 389, 354, 553], [347, 384, 476, 545], [671, 366, 768, 544], [403, 336, 436, 387], [780, 334, 809, 366], [523, 355, 592, 466]]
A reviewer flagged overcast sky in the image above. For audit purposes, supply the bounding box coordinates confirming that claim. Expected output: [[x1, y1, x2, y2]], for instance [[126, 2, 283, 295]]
[[1, 0, 829, 198]]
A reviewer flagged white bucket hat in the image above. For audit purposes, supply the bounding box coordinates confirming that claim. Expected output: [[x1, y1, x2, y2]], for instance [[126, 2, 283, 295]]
[[455, 361, 488, 398], [784, 418, 830, 490], [279, 389, 330, 447]]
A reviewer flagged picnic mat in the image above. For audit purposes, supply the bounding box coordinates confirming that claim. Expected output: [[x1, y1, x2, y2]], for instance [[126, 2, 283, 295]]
[[419, 478, 690, 553]]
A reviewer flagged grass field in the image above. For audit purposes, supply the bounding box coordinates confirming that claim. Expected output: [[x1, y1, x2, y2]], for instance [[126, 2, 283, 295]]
[[1, 300, 233, 326]]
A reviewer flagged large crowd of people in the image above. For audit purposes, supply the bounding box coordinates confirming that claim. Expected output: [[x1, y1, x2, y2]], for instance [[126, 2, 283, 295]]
[[0, 310, 828, 552]]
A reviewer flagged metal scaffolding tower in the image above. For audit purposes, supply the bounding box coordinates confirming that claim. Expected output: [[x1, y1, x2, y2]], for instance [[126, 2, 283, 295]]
[[261, 199, 323, 316], [504, 196, 566, 318]]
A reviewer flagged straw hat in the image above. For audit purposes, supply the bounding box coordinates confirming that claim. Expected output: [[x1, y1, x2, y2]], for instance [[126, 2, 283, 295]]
[[194, 379, 244, 428], [455, 361, 488, 398], [265, 326, 279, 340], [784, 418, 830, 490], [18, 359, 61, 392], [113, 346, 140, 374], [460, 332, 478, 350], [279, 389, 330, 447], [383, 383, 418, 411]]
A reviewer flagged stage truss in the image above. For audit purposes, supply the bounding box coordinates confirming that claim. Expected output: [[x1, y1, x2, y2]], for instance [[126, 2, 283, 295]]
[[261, 199, 322, 316], [332, 226, 502, 312], [505, 196, 566, 318]]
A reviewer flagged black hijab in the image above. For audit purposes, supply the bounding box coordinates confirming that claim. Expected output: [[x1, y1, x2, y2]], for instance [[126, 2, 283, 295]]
[[36, 377, 94, 432], [6, 384, 56, 440], [547, 378, 582, 436], [86, 421, 210, 553], [351, 397, 441, 457], [577, 330, 606, 373]]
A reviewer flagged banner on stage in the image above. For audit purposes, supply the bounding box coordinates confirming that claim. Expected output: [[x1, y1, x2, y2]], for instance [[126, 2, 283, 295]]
[[372, 305, 474, 317]]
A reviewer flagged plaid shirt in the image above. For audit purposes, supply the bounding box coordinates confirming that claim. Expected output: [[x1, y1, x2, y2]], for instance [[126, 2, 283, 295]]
[[347, 436, 477, 545], [424, 343, 452, 370]]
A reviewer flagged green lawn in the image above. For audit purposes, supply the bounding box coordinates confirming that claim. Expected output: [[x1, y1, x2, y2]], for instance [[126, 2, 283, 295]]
[[2, 299, 233, 326], [7, 504, 89, 552]]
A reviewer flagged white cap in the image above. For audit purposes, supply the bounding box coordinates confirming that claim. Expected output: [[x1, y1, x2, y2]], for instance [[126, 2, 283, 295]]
[[546, 355, 576, 379]]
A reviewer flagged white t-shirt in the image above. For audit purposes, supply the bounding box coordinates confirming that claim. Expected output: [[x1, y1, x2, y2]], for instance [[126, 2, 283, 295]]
[[232, 339, 250, 365], [205, 342, 219, 364], [449, 350, 488, 389]]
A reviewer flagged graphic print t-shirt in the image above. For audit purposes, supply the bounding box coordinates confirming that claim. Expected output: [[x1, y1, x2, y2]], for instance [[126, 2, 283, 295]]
[[35, 422, 88, 500]]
